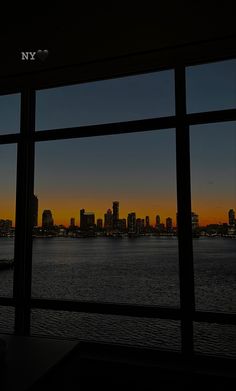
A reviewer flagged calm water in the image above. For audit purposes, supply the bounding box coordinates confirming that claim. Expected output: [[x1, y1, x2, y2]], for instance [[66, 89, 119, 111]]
[[0, 237, 235, 357]]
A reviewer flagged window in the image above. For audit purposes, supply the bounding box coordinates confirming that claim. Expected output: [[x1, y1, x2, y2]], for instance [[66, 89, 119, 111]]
[[31, 310, 181, 351], [0, 57, 235, 359], [36, 70, 175, 130], [194, 322, 236, 358], [186, 59, 236, 113], [0, 145, 16, 297], [0, 94, 20, 134], [32, 130, 179, 311], [0, 306, 15, 333], [190, 121, 236, 357], [190, 122, 236, 314]]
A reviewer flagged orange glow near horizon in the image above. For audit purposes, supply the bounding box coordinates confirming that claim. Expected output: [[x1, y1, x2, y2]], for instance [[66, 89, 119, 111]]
[[0, 201, 15, 223], [0, 197, 234, 227], [37, 210, 231, 227], [36, 196, 178, 226], [36, 197, 234, 227]]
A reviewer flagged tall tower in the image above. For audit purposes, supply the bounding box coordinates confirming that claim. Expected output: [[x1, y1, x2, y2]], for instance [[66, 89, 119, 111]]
[[128, 212, 136, 233], [80, 209, 85, 230], [228, 209, 235, 226], [32, 195, 38, 227], [70, 217, 75, 227], [112, 201, 119, 229], [155, 215, 161, 227], [97, 219, 103, 230], [104, 209, 113, 231], [166, 217, 173, 232], [42, 210, 54, 228]]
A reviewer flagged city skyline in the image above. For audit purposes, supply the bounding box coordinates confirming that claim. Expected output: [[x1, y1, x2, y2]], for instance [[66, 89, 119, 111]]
[[38, 204, 234, 229], [0, 123, 235, 226], [0, 60, 235, 227], [1, 200, 235, 230], [1, 203, 235, 228], [0, 127, 235, 227]]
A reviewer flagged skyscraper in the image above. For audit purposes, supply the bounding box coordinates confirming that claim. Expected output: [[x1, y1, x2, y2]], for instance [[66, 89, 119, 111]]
[[166, 217, 173, 232], [42, 210, 54, 228], [117, 218, 126, 232], [104, 209, 113, 231], [32, 195, 38, 227], [80, 209, 85, 230], [136, 218, 144, 234], [80, 209, 95, 230], [128, 212, 136, 233], [112, 201, 119, 229], [70, 217, 75, 227], [155, 215, 161, 227], [97, 218, 103, 230], [228, 209, 235, 226]]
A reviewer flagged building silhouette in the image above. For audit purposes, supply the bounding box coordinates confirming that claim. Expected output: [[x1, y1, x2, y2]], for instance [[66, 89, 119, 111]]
[[80, 209, 85, 229], [97, 218, 103, 230], [112, 201, 119, 229], [155, 215, 161, 227], [136, 218, 144, 234], [104, 209, 113, 231], [70, 217, 75, 228], [80, 209, 95, 230], [166, 217, 173, 232], [228, 209, 235, 226], [118, 218, 126, 232], [128, 212, 136, 233], [42, 210, 54, 228]]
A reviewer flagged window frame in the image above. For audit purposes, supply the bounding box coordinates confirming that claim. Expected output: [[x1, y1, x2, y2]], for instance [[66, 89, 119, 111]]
[[0, 50, 236, 360]]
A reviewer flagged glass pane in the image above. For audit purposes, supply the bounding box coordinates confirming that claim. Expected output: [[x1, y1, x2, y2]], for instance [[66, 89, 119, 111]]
[[190, 122, 236, 313], [0, 306, 14, 333], [194, 322, 236, 358], [186, 59, 236, 113], [36, 70, 175, 130], [0, 94, 20, 134], [31, 309, 181, 351], [0, 145, 17, 297], [32, 130, 179, 307]]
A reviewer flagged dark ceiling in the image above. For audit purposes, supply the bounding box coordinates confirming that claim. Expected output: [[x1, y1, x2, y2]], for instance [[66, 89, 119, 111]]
[[0, 7, 236, 79]]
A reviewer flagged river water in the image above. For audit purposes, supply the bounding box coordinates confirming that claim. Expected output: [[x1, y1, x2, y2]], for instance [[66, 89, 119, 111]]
[[0, 237, 235, 357]]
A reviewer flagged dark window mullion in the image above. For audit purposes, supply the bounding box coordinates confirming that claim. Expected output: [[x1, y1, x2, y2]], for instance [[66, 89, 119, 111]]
[[175, 65, 195, 357], [13, 88, 35, 335], [30, 298, 181, 320], [34, 116, 176, 141]]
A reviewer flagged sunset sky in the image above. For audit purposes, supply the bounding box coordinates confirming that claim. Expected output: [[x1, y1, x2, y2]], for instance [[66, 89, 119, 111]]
[[0, 59, 235, 227]]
